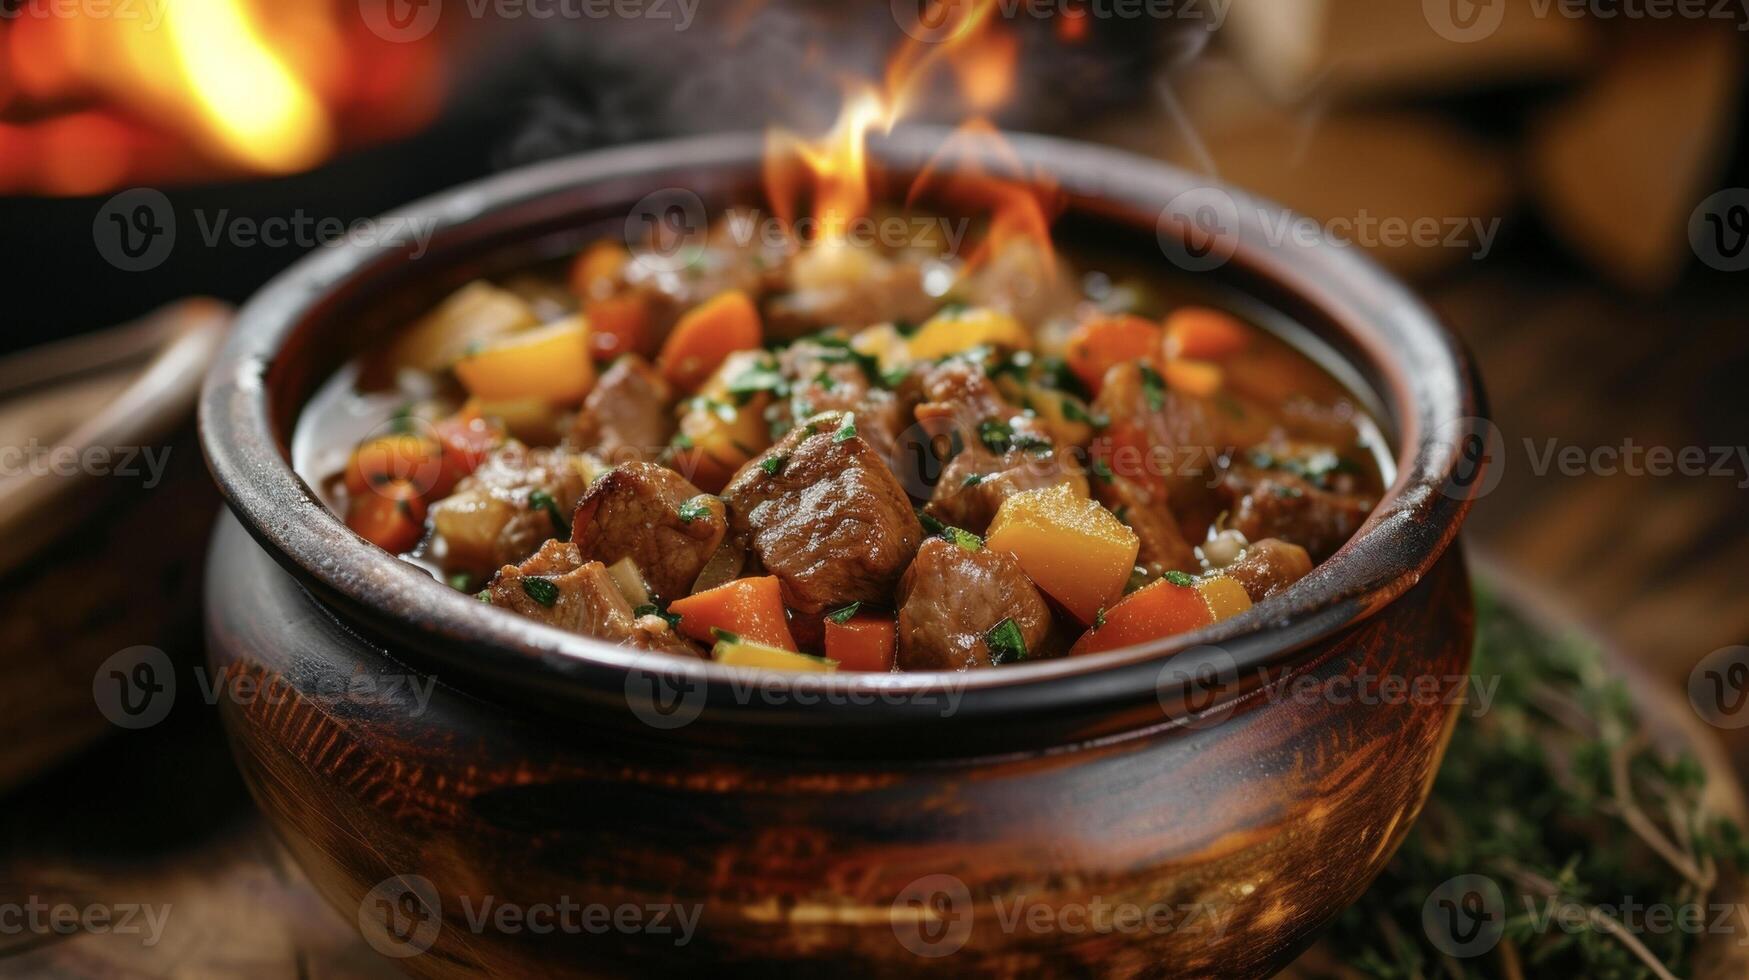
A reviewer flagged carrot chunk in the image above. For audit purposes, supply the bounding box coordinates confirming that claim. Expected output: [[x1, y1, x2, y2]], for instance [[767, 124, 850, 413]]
[[1162, 358, 1224, 398], [1064, 315, 1161, 394], [1163, 307, 1251, 361], [824, 611, 897, 672], [346, 479, 427, 554], [657, 290, 762, 393], [1070, 574, 1213, 656], [344, 434, 443, 498], [668, 576, 797, 651]]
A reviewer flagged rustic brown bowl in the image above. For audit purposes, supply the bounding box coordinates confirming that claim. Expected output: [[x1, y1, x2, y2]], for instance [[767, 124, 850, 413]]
[[199, 129, 1484, 978]]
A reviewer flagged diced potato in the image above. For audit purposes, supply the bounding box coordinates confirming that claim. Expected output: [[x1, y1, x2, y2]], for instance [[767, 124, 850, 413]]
[[986, 482, 1140, 624], [669, 350, 775, 492], [389, 281, 539, 372], [1195, 575, 1252, 623], [713, 638, 838, 672], [453, 315, 595, 404], [464, 397, 567, 446], [905, 306, 1031, 361]]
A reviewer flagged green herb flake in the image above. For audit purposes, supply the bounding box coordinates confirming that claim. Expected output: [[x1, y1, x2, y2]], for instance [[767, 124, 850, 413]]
[[1139, 364, 1167, 412], [1094, 607, 1107, 629], [1163, 570, 1196, 588], [962, 473, 985, 488], [832, 415, 858, 443], [984, 618, 1028, 665], [759, 454, 788, 477], [634, 603, 683, 629], [677, 498, 713, 523], [826, 602, 862, 625], [1091, 460, 1115, 483], [671, 433, 694, 450], [710, 627, 741, 645], [978, 418, 1013, 454], [945, 527, 983, 552], [918, 510, 947, 536], [521, 577, 561, 607], [528, 489, 570, 537], [447, 572, 472, 592], [476, 590, 492, 603]]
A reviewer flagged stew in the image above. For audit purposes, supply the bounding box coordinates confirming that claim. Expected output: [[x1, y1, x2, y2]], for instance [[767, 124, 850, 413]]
[[299, 219, 1388, 672]]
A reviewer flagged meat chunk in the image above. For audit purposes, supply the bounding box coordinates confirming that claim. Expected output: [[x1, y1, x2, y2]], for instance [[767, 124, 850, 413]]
[[570, 355, 673, 464], [1224, 538, 1314, 602], [908, 360, 1087, 533], [722, 410, 923, 614], [1094, 472, 1198, 576], [1221, 463, 1374, 562], [1092, 361, 1233, 533], [770, 338, 906, 464], [762, 244, 938, 340], [895, 537, 1052, 670], [571, 462, 726, 601], [485, 541, 700, 657], [427, 443, 597, 573]]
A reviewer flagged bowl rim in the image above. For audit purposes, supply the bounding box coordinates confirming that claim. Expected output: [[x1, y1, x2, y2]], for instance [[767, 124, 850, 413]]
[[199, 127, 1484, 731]]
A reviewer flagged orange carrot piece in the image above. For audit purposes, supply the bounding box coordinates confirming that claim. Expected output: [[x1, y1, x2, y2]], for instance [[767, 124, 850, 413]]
[[344, 434, 443, 498], [824, 612, 897, 672], [1070, 575, 1213, 656], [668, 576, 797, 651], [586, 293, 650, 361], [1065, 315, 1162, 393], [431, 413, 506, 494], [1163, 307, 1251, 361], [657, 290, 762, 393], [1162, 358, 1224, 398], [346, 480, 427, 554], [569, 240, 627, 299]]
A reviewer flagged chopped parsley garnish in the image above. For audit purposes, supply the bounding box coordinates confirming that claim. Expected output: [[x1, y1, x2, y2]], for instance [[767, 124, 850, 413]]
[[447, 572, 472, 591], [726, 363, 787, 401], [984, 618, 1028, 665], [1060, 398, 1108, 428], [812, 370, 838, 392], [1094, 607, 1107, 629], [1163, 570, 1196, 587], [918, 510, 947, 536], [944, 527, 982, 552], [1010, 432, 1053, 455], [710, 627, 741, 645], [832, 415, 858, 443], [521, 577, 560, 607], [528, 489, 569, 537], [476, 590, 491, 603], [978, 418, 1013, 453], [826, 602, 862, 624], [1091, 460, 1115, 483], [388, 405, 417, 434], [759, 454, 788, 476], [1139, 363, 1167, 411], [1035, 355, 1088, 399], [962, 473, 985, 488], [677, 498, 713, 523], [670, 433, 694, 450]]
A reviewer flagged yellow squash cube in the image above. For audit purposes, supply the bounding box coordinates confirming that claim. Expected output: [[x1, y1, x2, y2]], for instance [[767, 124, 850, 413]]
[[986, 482, 1140, 624], [453, 315, 595, 403], [906, 307, 1032, 361]]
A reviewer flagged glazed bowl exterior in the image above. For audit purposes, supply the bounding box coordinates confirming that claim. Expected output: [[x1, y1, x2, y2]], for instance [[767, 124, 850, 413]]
[[200, 130, 1484, 978]]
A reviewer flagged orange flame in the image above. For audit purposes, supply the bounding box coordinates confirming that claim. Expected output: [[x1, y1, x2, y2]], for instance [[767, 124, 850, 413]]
[[762, 0, 1055, 268], [906, 118, 1063, 274], [0, 1, 441, 195]]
